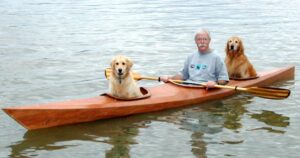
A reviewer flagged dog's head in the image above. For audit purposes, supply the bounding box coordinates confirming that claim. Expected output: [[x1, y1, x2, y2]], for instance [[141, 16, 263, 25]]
[[110, 55, 133, 78], [226, 36, 244, 56]]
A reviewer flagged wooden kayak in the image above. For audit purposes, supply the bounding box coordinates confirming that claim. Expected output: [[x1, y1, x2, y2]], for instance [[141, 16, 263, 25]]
[[2, 66, 295, 130]]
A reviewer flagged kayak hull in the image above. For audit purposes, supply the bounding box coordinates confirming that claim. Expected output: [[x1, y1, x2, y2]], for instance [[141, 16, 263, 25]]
[[3, 66, 295, 130]]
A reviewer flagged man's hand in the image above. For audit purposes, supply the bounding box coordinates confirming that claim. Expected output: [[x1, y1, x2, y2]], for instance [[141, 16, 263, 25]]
[[159, 76, 169, 83], [204, 81, 217, 90], [159, 74, 184, 83]]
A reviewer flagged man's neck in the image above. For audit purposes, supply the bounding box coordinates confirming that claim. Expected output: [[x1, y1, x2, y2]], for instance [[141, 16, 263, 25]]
[[198, 48, 212, 54]]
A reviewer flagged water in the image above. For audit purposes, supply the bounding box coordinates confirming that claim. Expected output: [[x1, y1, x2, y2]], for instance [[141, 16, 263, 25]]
[[1, 0, 300, 157]]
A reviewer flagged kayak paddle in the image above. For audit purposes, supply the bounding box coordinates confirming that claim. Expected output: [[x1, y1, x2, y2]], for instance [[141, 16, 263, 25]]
[[104, 68, 290, 99]]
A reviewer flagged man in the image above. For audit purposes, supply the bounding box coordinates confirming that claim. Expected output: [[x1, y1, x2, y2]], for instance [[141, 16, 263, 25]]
[[160, 29, 229, 88]]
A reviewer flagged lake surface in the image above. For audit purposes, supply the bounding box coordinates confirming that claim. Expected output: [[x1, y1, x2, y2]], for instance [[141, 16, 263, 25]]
[[1, 0, 299, 157]]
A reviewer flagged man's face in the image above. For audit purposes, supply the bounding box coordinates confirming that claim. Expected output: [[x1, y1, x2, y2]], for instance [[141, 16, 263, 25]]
[[195, 33, 210, 52]]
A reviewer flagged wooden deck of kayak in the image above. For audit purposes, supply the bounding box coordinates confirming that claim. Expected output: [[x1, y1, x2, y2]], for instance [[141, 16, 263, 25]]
[[2, 66, 294, 130]]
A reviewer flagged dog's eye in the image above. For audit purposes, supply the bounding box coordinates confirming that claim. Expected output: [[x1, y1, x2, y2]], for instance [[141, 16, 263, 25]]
[[229, 40, 232, 43], [116, 62, 119, 65], [235, 41, 238, 43], [122, 62, 125, 65]]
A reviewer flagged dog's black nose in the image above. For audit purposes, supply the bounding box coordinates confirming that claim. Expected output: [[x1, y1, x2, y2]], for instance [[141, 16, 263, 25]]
[[230, 45, 234, 50], [118, 69, 122, 73]]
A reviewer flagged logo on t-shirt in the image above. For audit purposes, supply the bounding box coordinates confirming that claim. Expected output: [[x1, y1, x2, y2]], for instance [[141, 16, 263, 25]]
[[192, 64, 207, 70], [191, 64, 208, 70]]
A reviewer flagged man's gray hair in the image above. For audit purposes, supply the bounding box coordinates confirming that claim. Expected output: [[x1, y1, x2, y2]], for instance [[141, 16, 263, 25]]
[[194, 28, 211, 40]]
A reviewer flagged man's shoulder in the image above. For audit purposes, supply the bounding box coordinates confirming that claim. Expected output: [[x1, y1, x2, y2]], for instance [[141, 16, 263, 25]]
[[187, 50, 223, 60], [210, 49, 219, 55], [186, 51, 198, 59], [210, 50, 223, 59]]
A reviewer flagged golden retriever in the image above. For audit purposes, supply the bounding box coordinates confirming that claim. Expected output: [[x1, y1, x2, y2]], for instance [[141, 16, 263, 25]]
[[109, 55, 143, 99], [225, 36, 257, 79]]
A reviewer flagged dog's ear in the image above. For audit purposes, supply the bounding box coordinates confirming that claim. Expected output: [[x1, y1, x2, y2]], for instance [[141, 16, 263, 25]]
[[225, 39, 230, 54], [238, 38, 244, 55], [126, 57, 133, 69], [110, 57, 116, 69]]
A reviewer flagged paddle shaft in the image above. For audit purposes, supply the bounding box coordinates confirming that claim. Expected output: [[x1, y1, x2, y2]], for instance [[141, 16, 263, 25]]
[[174, 80, 275, 92], [140, 76, 158, 81], [139, 76, 183, 83], [167, 80, 290, 99], [104, 68, 290, 99]]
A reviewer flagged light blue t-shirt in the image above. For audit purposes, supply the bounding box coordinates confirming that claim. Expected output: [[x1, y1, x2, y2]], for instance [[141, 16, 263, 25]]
[[180, 50, 229, 82]]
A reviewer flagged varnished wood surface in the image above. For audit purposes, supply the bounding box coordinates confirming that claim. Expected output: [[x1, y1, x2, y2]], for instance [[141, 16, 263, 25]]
[[2, 66, 295, 130]]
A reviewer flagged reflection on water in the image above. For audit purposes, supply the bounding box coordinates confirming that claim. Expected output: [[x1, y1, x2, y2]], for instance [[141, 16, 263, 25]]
[[9, 117, 143, 158], [250, 110, 289, 127], [190, 132, 206, 158], [8, 95, 290, 157], [249, 127, 285, 134], [249, 110, 289, 134]]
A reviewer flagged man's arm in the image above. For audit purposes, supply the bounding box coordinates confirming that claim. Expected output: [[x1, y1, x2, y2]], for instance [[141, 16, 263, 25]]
[[217, 80, 228, 85], [160, 74, 183, 82], [170, 74, 184, 80], [215, 55, 229, 85], [204, 80, 228, 90], [160, 55, 190, 82]]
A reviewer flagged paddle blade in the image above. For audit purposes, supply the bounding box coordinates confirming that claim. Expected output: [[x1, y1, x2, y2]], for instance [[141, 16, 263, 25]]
[[245, 87, 290, 99], [104, 68, 112, 79]]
